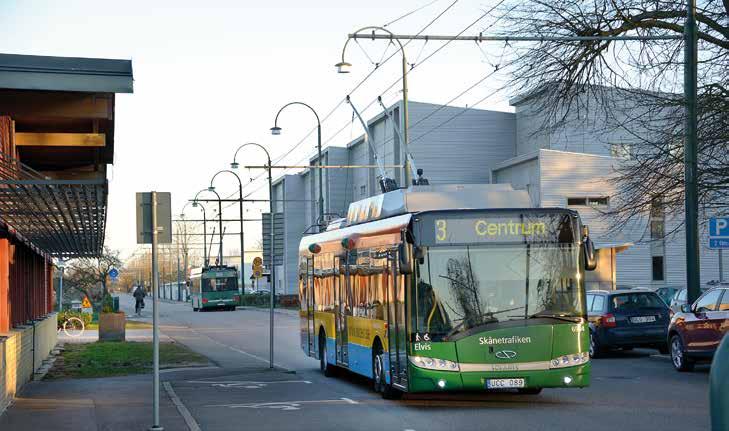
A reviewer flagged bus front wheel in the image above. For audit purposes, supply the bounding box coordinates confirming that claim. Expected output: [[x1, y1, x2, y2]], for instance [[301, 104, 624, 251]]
[[373, 347, 400, 400]]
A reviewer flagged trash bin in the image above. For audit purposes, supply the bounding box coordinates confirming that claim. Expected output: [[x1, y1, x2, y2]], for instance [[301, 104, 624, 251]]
[[112, 296, 120, 312]]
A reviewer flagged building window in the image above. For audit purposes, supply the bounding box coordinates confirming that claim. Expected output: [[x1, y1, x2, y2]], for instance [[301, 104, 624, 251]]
[[359, 185, 366, 196], [652, 256, 665, 281], [650, 196, 665, 240], [567, 197, 609, 207]]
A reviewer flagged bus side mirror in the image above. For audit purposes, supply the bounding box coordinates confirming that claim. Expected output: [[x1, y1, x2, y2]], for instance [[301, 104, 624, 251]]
[[414, 246, 425, 264], [583, 234, 597, 271], [398, 242, 414, 275]]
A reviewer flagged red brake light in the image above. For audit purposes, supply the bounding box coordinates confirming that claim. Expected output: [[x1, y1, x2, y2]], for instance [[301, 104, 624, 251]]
[[202, 298, 208, 304], [600, 313, 616, 328]]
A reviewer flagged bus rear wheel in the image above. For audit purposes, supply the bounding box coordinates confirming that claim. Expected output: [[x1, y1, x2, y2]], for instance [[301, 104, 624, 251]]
[[319, 333, 334, 377]]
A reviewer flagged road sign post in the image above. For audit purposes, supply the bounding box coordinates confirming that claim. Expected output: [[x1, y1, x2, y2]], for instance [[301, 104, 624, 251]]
[[137, 191, 172, 431], [709, 218, 728, 283]]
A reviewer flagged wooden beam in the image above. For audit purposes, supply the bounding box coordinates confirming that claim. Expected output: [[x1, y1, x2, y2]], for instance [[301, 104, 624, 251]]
[[15, 132, 106, 147], [0, 90, 112, 119]]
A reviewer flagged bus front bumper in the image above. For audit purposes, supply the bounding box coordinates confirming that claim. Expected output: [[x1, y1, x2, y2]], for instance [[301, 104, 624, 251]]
[[408, 363, 591, 392]]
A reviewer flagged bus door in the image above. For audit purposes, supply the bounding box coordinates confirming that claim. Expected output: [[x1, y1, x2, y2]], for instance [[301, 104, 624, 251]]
[[335, 256, 349, 365], [388, 250, 408, 389], [306, 257, 316, 357]]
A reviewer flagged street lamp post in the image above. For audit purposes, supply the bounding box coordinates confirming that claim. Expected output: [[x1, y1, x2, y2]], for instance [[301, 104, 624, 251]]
[[337, 26, 412, 186], [271, 102, 324, 229], [232, 143, 275, 369], [188, 201, 208, 267], [194, 188, 224, 265], [210, 170, 246, 291], [57, 259, 66, 311]]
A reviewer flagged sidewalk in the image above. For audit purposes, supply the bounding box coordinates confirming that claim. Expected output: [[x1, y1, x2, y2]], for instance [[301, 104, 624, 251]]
[[0, 373, 188, 430]]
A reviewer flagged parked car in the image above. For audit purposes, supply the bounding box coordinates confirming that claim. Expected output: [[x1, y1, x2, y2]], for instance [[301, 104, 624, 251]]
[[667, 286, 729, 371], [669, 287, 709, 315], [631, 286, 680, 307], [587, 290, 671, 357]]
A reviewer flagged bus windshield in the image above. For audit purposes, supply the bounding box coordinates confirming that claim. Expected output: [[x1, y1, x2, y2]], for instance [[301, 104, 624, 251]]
[[413, 244, 584, 341], [203, 277, 238, 292]]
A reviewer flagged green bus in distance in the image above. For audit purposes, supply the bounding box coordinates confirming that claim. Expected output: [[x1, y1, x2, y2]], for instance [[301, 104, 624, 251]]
[[189, 265, 240, 312]]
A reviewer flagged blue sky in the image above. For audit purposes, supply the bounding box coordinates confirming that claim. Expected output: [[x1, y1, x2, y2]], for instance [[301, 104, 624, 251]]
[[0, 0, 513, 258]]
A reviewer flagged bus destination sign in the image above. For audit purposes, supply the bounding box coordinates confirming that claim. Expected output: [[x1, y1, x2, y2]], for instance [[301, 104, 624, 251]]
[[428, 214, 572, 245]]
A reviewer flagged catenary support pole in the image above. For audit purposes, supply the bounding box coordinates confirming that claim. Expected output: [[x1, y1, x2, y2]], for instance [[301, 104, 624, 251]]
[[684, 0, 700, 304], [268, 157, 275, 369]]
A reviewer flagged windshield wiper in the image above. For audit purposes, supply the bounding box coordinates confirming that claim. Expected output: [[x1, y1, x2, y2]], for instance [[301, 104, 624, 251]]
[[522, 313, 583, 323], [444, 306, 525, 340]]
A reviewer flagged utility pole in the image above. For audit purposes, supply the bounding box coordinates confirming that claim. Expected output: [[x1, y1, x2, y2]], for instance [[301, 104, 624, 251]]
[[684, 0, 701, 304]]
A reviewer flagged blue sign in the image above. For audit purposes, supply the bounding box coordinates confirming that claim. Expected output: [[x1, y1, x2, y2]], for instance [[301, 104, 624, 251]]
[[709, 218, 729, 249], [109, 268, 119, 280]]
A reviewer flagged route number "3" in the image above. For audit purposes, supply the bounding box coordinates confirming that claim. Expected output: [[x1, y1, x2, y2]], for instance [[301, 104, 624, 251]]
[[436, 220, 447, 242]]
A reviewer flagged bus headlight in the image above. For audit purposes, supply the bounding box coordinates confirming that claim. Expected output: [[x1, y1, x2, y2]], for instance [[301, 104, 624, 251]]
[[410, 356, 460, 371], [550, 352, 589, 369]]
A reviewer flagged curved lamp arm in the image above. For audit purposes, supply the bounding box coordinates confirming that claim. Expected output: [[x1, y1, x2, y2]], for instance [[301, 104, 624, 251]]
[[231, 143, 271, 169], [338, 26, 406, 70], [271, 102, 320, 133], [210, 169, 243, 190]]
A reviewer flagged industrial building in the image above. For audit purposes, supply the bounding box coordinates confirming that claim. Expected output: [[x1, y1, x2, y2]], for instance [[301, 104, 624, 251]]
[[264, 93, 726, 296]]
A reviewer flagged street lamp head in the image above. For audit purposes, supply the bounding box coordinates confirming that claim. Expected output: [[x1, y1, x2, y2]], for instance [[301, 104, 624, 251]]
[[270, 126, 282, 136], [335, 61, 351, 74], [230, 162, 239, 169], [208, 186, 216, 192]]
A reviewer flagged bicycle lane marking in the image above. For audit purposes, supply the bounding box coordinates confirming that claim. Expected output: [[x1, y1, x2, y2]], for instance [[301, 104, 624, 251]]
[[205, 397, 359, 411]]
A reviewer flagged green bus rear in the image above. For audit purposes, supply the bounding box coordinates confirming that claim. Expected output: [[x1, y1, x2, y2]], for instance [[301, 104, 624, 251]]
[[189, 266, 240, 311]]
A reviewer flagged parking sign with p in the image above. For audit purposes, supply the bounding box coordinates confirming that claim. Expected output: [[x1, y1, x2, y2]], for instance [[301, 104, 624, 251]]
[[709, 217, 729, 249]]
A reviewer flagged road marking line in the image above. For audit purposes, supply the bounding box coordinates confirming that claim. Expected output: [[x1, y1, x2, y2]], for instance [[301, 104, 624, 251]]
[[163, 381, 201, 431], [342, 397, 358, 404], [160, 366, 219, 374], [186, 380, 311, 385]]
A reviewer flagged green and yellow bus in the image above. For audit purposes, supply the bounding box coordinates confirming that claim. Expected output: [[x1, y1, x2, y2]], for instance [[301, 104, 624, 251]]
[[189, 265, 240, 311], [299, 184, 597, 398]]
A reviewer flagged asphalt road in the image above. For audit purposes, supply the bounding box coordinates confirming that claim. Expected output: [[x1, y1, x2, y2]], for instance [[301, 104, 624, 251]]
[[122, 295, 711, 431]]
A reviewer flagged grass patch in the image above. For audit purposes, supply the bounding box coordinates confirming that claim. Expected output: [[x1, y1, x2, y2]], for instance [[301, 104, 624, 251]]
[[85, 321, 152, 330], [46, 341, 209, 379]]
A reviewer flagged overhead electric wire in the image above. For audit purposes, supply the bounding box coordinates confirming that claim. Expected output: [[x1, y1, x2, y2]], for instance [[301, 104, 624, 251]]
[[192, 0, 500, 223], [226, 0, 465, 202], [383, 0, 441, 28]]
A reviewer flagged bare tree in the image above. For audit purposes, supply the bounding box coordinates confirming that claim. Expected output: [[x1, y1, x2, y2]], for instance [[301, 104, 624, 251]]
[[494, 0, 728, 233], [65, 247, 123, 310]]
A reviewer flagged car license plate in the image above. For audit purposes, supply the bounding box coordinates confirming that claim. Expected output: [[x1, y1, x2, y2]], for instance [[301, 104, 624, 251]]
[[486, 378, 525, 389], [630, 316, 657, 323]]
